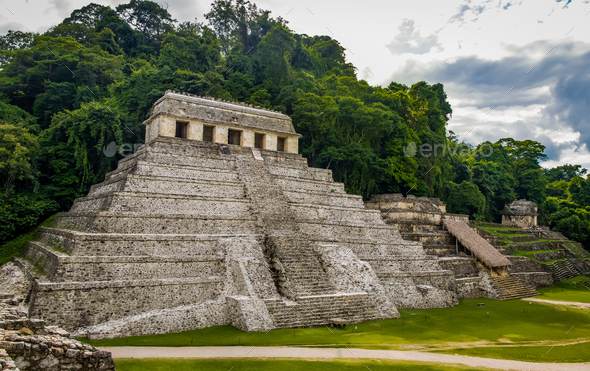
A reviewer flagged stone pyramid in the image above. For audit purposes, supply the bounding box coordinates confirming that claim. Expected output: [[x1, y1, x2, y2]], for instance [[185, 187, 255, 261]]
[[24, 92, 457, 339]]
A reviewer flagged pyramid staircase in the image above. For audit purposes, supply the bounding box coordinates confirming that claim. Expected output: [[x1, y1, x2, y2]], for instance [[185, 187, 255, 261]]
[[233, 155, 336, 297], [233, 148, 458, 319], [491, 275, 539, 300], [264, 293, 381, 328], [548, 260, 580, 282], [233, 153, 385, 327]]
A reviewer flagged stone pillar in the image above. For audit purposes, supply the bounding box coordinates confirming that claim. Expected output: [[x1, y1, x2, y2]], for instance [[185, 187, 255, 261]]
[[215, 125, 228, 144], [286, 136, 299, 154], [242, 130, 254, 148], [145, 118, 159, 142], [188, 121, 203, 140], [158, 116, 176, 138], [266, 133, 277, 151]]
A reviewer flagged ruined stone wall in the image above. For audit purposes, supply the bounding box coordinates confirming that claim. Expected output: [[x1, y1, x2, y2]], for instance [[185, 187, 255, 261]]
[[506, 256, 554, 288], [502, 215, 537, 229], [380, 272, 457, 309], [438, 257, 480, 278], [313, 244, 399, 318], [454, 277, 486, 299], [0, 293, 116, 371], [0, 264, 29, 299], [365, 194, 468, 226], [511, 272, 554, 288]]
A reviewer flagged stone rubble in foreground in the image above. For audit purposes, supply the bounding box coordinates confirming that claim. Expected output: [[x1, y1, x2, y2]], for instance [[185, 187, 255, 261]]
[[0, 292, 115, 371]]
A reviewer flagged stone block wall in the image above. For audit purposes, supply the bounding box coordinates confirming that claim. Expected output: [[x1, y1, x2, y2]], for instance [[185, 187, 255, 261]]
[[37, 229, 229, 258], [313, 244, 400, 318], [438, 257, 480, 278], [455, 277, 487, 299], [30, 278, 222, 330]]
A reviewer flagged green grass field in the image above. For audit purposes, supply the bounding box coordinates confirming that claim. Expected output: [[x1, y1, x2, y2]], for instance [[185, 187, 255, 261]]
[[512, 250, 566, 265], [114, 358, 503, 371], [536, 279, 590, 303], [475, 226, 528, 246], [435, 341, 590, 363], [83, 296, 590, 354], [472, 224, 563, 248]]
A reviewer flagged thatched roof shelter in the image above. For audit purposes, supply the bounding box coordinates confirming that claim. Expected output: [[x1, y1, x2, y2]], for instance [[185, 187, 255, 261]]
[[443, 220, 512, 268]]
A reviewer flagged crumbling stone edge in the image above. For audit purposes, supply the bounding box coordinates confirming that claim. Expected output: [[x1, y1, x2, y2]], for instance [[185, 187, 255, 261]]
[[0, 292, 116, 371]]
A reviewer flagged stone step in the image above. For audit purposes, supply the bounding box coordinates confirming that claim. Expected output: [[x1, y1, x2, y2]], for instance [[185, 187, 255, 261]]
[[265, 165, 335, 182], [547, 260, 580, 282], [283, 189, 364, 209], [37, 227, 260, 257], [289, 206, 384, 226], [70, 192, 254, 218], [106, 158, 238, 183], [491, 275, 539, 300], [25, 241, 226, 282], [89, 173, 245, 199], [53, 212, 260, 235], [264, 293, 382, 328]]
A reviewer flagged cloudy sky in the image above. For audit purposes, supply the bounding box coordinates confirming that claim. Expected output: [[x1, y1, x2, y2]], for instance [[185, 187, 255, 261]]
[[1, 0, 590, 169]]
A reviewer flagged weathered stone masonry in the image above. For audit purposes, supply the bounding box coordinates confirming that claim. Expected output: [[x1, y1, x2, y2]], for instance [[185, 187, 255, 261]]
[[0, 292, 116, 371], [22, 92, 483, 339]]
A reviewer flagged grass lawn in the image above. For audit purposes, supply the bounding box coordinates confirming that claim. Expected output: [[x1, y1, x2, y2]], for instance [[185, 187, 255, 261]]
[[473, 225, 532, 246], [435, 342, 590, 363], [83, 297, 590, 357], [564, 242, 588, 257], [0, 214, 57, 265], [114, 358, 503, 371], [512, 250, 566, 265], [536, 279, 590, 303]]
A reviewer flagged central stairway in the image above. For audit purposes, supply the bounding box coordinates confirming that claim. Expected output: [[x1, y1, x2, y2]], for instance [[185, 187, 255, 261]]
[[264, 293, 381, 328], [233, 153, 381, 327]]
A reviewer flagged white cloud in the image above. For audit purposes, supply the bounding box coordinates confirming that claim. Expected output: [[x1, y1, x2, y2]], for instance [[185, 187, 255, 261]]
[[386, 19, 440, 56], [46, 0, 73, 18]]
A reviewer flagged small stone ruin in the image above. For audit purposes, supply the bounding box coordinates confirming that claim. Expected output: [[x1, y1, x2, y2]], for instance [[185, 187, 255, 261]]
[[502, 199, 538, 229]]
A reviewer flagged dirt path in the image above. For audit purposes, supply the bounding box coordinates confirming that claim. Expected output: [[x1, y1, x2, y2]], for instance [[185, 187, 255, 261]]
[[105, 346, 590, 371], [523, 297, 590, 309]]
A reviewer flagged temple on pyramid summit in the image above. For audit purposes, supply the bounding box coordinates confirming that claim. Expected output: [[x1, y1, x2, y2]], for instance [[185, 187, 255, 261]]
[[22, 91, 559, 339]]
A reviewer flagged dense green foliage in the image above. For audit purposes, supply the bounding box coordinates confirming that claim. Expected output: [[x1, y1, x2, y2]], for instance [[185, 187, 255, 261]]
[[0, 0, 589, 251]]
